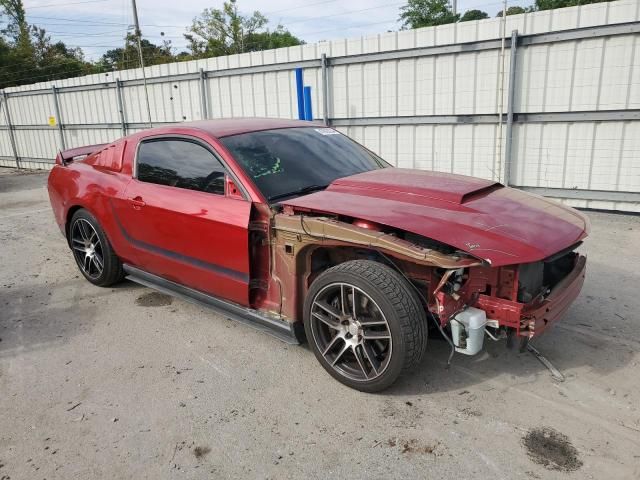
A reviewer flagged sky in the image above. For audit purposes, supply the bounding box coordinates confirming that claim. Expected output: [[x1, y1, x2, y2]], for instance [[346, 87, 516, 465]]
[[20, 0, 531, 61]]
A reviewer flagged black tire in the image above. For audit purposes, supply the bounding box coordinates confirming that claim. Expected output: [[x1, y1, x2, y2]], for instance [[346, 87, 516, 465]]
[[69, 209, 124, 287], [303, 260, 428, 393]]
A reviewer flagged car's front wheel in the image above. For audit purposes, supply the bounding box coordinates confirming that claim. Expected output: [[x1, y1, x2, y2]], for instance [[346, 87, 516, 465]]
[[303, 260, 428, 392], [69, 209, 124, 287]]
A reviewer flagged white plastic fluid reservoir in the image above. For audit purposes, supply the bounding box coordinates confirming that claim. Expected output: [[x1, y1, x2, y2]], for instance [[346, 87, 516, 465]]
[[450, 307, 487, 356]]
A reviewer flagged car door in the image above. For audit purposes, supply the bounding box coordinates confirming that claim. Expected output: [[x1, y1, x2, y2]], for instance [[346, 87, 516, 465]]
[[114, 135, 251, 306]]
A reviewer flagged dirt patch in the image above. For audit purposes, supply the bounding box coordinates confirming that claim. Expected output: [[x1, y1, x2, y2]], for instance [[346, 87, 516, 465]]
[[387, 438, 440, 455], [193, 446, 211, 459], [135, 291, 173, 307], [459, 407, 482, 417], [522, 427, 582, 472]]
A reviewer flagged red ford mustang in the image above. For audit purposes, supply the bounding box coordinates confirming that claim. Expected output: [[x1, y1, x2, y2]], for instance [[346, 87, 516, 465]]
[[47, 118, 588, 392]]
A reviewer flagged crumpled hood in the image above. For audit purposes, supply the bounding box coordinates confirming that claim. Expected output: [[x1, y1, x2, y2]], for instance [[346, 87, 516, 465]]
[[282, 168, 589, 266]]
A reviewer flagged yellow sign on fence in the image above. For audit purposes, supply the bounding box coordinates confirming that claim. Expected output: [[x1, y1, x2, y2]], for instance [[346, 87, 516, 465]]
[[48, 116, 56, 127]]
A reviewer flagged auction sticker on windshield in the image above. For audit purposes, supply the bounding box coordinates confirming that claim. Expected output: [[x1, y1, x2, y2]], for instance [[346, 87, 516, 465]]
[[314, 128, 340, 135]]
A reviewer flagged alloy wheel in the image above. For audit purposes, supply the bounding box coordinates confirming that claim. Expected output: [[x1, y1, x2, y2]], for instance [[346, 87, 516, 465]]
[[309, 282, 393, 382], [71, 218, 104, 279]]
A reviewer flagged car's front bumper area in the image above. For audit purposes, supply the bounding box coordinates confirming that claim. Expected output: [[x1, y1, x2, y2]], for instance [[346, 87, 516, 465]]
[[474, 254, 587, 338], [520, 254, 586, 337]]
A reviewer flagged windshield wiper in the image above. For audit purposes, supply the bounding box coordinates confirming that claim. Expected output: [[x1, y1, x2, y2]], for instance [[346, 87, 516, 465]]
[[268, 184, 329, 202]]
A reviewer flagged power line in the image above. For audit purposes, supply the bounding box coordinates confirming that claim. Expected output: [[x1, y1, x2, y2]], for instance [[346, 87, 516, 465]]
[[25, 0, 519, 29], [26, 13, 185, 28], [264, 0, 343, 16], [275, 2, 405, 27], [1, 51, 190, 85], [27, 0, 110, 9], [0, 44, 182, 80], [3, 47, 199, 85], [32, 28, 129, 37], [11, 0, 520, 81], [0, 59, 89, 77], [70, 42, 187, 49], [3, 66, 92, 84], [26, 14, 128, 26], [302, 18, 399, 37]]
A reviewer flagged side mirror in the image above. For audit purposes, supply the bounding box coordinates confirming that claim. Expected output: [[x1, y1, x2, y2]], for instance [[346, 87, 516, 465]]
[[225, 175, 244, 199]]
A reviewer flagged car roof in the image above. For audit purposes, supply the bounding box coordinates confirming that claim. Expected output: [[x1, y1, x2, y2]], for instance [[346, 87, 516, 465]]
[[170, 117, 321, 138]]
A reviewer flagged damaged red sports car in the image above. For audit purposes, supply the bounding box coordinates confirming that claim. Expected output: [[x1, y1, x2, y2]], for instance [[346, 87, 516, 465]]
[[47, 118, 588, 392]]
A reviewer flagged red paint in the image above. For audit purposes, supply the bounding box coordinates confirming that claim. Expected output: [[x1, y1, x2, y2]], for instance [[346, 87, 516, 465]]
[[57, 143, 108, 163], [352, 219, 382, 231], [522, 255, 587, 337], [113, 177, 251, 304], [475, 294, 523, 327], [284, 168, 590, 266], [48, 119, 588, 343], [47, 124, 265, 306]]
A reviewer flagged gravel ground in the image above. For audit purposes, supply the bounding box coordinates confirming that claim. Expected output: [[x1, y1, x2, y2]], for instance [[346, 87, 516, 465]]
[[1, 168, 639, 480]]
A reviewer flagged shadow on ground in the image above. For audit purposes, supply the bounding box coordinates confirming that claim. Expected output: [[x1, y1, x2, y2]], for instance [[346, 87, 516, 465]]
[[388, 258, 638, 395], [0, 280, 143, 359]]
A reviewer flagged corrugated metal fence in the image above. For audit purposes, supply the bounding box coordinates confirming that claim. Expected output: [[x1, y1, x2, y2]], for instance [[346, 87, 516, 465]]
[[1, 0, 639, 212]]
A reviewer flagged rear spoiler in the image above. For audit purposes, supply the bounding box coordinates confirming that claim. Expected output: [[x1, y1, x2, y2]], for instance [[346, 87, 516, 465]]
[[56, 143, 108, 166]]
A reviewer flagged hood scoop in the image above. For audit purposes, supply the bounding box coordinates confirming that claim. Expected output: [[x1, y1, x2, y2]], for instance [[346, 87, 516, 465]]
[[282, 167, 588, 266], [330, 168, 502, 205]]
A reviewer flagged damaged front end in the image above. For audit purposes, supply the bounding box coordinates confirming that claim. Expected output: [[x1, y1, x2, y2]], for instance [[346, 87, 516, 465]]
[[434, 248, 586, 355], [271, 210, 586, 358]]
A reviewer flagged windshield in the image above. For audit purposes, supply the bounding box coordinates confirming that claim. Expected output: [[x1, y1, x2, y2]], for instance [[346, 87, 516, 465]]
[[219, 127, 389, 202]]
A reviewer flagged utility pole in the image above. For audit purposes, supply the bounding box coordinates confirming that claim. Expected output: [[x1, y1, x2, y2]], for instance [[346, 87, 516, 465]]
[[230, 0, 243, 53], [131, 0, 153, 127], [495, 0, 508, 182], [452, 0, 457, 15]]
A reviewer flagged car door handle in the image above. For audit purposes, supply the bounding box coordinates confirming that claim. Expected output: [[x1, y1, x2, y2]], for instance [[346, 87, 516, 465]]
[[128, 196, 146, 208]]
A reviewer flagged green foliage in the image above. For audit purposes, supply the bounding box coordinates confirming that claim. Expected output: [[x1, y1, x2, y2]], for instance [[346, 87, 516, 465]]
[[185, 1, 302, 58], [459, 9, 489, 22], [399, 0, 459, 29], [399, 0, 614, 29], [535, 0, 613, 10], [1, 0, 30, 50], [1, 0, 95, 88], [0, 0, 301, 88], [0, 0, 618, 90], [244, 26, 304, 51], [496, 6, 529, 16], [96, 34, 176, 72]]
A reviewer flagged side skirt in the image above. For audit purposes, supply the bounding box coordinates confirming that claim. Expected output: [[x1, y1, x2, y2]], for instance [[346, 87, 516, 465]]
[[124, 264, 300, 345]]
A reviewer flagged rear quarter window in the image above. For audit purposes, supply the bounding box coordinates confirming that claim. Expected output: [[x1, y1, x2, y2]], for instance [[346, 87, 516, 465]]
[[88, 141, 126, 171]]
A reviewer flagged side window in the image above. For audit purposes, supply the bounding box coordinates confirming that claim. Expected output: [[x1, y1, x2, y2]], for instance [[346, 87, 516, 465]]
[[137, 139, 226, 195]]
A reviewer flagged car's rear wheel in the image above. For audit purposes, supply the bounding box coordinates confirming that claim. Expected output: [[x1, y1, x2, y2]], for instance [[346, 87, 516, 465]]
[[303, 260, 428, 392], [69, 209, 123, 287]]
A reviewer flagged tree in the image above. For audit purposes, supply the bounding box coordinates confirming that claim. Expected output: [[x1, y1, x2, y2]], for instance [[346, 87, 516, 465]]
[[1, 0, 95, 88], [398, 0, 613, 27], [244, 25, 304, 51], [399, 0, 459, 29], [535, 0, 612, 10], [496, 6, 528, 16], [97, 34, 175, 71], [31, 27, 91, 79], [0, 0, 31, 53], [0, 36, 11, 72], [185, 0, 302, 59], [459, 9, 489, 22], [1, 0, 35, 83]]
